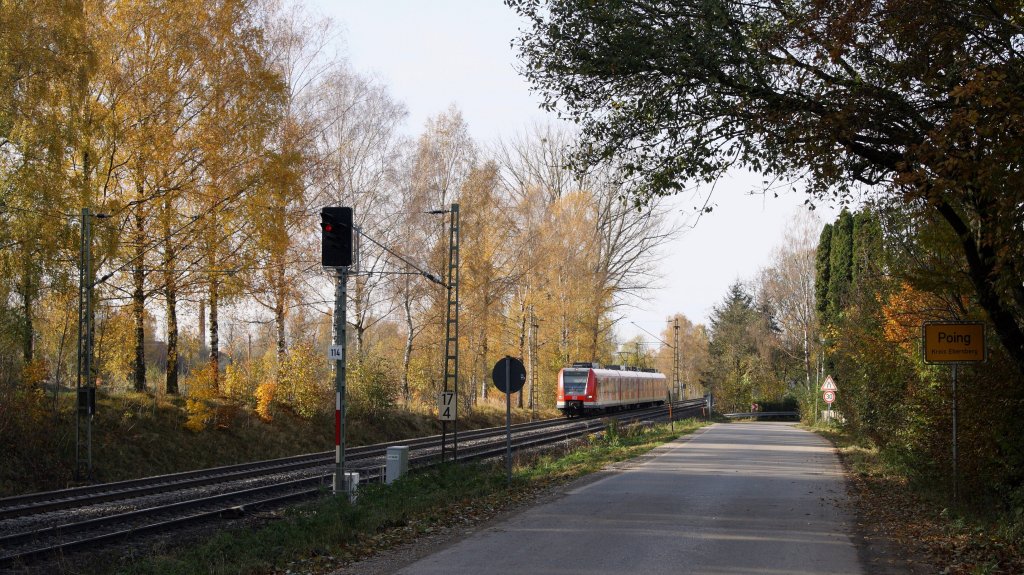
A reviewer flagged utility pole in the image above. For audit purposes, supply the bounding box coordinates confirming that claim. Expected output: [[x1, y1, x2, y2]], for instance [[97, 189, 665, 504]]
[[528, 305, 539, 421], [75, 208, 110, 480], [673, 318, 681, 399], [441, 204, 461, 462], [75, 208, 94, 480]]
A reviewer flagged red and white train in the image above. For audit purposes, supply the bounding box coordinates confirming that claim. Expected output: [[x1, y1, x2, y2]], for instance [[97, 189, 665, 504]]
[[556, 362, 668, 418]]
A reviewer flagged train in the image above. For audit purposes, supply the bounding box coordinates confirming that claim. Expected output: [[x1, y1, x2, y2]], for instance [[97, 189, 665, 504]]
[[556, 362, 668, 418]]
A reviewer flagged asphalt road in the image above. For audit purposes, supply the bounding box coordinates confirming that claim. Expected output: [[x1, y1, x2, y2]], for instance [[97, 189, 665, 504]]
[[397, 422, 862, 575]]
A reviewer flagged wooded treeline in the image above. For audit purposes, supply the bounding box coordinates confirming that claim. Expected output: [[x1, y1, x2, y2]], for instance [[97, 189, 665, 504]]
[[510, 0, 1024, 512], [0, 0, 675, 450], [812, 203, 1024, 506]]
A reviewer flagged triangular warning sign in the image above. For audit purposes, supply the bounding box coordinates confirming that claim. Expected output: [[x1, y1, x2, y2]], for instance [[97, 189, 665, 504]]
[[821, 375, 837, 391]]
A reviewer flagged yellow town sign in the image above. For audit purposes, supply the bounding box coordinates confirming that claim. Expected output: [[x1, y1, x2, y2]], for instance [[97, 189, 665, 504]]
[[922, 322, 986, 364]]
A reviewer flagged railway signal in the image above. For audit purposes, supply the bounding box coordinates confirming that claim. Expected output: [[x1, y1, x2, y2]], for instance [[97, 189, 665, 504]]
[[321, 207, 353, 267], [322, 205, 355, 498]]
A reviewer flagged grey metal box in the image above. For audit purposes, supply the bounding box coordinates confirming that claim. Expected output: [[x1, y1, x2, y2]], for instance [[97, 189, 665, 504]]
[[386, 446, 410, 484]]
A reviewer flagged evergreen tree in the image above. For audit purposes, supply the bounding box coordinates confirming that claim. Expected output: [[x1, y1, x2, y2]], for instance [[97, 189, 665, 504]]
[[827, 210, 854, 324], [814, 223, 832, 327], [852, 209, 883, 291], [705, 282, 782, 411]]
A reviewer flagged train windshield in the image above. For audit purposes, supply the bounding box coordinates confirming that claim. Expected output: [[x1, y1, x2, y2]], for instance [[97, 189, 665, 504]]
[[563, 370, 588, 394]]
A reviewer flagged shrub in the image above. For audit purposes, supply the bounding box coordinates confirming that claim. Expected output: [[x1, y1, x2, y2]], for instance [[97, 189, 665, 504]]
[[278, 342, 329, 419], [349, 354, 399, 417], [255, 381, 277, 422], [183, 363, 218, 432]]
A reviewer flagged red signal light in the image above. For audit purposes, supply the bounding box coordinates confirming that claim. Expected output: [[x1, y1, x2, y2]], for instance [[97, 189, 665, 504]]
[[321, 207, 353, 267]]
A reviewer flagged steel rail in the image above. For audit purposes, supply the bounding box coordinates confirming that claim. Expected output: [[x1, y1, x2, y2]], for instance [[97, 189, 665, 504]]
[[0, 402, 699, 519], [0, 416, 575, 520], [0, 400, 706, 567]]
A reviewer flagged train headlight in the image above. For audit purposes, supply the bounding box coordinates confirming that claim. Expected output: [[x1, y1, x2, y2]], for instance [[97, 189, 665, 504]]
[[587, 395, 592, 399]]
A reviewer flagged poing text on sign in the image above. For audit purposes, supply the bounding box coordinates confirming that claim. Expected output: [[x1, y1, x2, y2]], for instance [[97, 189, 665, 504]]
[[923, 322, 986, 363]]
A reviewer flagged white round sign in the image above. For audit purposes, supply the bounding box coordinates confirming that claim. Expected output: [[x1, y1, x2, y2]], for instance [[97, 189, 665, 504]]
[[823, 390, 836, 404]]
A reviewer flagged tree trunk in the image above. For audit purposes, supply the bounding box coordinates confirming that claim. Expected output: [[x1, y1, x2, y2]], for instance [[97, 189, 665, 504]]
[[166, 284, 179, 394], [803, 328, 811, 393], [479, 326, 488, 401], [21, 260, 33, 363], [209, 277, 219, 390], [164, 260, 178, 395], [274, 262, 287, 368], [275, 303, 286, 360], [402, 291, 414, 404], [528, 305, 536, 409], [275, 297, 286, 365], [164, 199, 179, 395], [132, 216, 146, 392], [198, 298, 206, 361], [353, 276, 365, 364], [588, 286, 604, 361]]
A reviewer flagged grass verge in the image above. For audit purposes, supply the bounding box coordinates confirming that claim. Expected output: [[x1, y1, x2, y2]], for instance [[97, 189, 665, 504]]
[[67, 417, 706, 575], [809, 423, 1024, 575]]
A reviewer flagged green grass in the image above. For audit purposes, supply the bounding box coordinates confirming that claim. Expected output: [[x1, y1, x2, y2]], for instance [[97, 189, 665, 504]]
[[74, 417, 707, 575]]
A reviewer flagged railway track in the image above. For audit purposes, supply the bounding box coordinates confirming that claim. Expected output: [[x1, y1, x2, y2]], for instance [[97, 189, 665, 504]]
[[0, 399, 706, 568]]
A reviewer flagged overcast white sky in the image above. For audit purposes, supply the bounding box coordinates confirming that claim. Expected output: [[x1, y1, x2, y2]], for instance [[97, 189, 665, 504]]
[[307, 0, 838, 347]]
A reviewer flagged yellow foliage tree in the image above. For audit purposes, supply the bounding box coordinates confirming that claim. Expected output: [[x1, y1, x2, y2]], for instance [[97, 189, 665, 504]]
[[183, 364, 218, 432], [277, 342, 329, 419], [255, 381, 277, 422]]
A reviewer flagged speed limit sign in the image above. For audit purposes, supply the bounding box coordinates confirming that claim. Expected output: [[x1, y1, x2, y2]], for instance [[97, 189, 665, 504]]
[[823, 390, 836, 404]]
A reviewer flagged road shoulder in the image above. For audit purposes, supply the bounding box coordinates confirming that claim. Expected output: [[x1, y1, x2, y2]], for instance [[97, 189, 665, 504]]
[[333, 423, 715, 575]]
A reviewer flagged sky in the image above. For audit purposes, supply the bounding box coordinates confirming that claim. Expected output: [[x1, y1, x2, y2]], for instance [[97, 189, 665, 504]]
[[307, 0, 838, 347]]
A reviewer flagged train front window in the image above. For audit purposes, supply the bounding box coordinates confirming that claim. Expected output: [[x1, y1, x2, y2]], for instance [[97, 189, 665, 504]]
[[563, 370, 588, 394]]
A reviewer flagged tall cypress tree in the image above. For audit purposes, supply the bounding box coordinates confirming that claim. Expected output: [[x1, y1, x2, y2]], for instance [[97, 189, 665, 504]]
[[815, 223, 833, 326], [827, 210, 854, 323], [852, 209, 882, 291]]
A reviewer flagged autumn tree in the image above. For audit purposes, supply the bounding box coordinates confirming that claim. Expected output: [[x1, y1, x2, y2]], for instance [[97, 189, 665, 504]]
[[247, 2, 329, 373], [758, 210, 823, 399], [459, 162, 515, 404], [704, 282, 783, 412], [0, 1, 92, 373], [99, 0, 222, 392], [191, 0, 286, 390], [316, 64, 408, 364], [394, 107, 477, 404], [494, 125, 574, 403], [495, 125, 675, 383], [509, 0, 1024, 375]]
